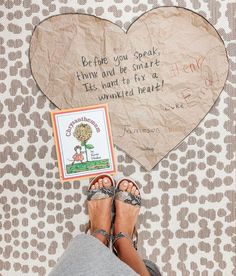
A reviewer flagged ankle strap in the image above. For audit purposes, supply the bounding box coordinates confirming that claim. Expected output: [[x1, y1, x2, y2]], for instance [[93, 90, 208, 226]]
[[92, 229, 110, 244], [112, 232, 137, 250]]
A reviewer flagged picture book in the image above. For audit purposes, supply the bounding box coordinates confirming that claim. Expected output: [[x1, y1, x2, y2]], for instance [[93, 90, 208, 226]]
[[51, 104, 116, 181]]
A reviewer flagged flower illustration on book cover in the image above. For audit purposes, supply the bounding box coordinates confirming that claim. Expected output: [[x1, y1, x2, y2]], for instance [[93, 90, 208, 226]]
[[66, 122, 110, 174], [51, 104, 115, 181]]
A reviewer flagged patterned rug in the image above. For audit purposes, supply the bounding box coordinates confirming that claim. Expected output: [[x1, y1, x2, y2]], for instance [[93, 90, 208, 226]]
[[0, 0, 235, 275]]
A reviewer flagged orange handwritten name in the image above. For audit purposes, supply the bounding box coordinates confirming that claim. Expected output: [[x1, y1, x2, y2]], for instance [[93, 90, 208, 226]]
[[169, 56, 205, 77]]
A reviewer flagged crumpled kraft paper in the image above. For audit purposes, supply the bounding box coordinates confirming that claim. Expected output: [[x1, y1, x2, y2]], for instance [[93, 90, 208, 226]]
[[29, 7, 228, 171]]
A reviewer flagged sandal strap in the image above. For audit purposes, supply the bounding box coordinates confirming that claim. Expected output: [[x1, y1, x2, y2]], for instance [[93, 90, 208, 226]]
[[87, 186, 114, 201], [92, 229, 110, 244], [115, 189, 141, 206], [112, 232, 137, 250], [85, 223, 110, 244]]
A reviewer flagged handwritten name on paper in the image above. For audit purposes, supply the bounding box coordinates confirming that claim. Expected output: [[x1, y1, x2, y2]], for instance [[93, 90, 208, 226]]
[[118, 125, 161, 138]]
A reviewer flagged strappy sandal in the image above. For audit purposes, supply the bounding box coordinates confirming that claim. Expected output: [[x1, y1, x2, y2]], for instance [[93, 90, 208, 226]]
[[112, 177, 141, 254], [113, 178, 162, 276], [85, 174, 115, 246]]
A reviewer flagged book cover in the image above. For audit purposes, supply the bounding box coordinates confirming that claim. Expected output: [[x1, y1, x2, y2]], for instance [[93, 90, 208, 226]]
[[51, 104, 116, 182]]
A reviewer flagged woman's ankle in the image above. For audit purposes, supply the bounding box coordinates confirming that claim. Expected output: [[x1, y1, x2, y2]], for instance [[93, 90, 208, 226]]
[[113, 236, 134, 254], [114, 221, 134, 239], [113, 238, 150, 276], [94, 233, 108, 245]]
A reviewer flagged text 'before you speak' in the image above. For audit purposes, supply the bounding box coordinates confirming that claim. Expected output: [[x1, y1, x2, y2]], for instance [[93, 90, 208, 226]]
[[75, 46, 162, 96], [80, 47, 160, 67]]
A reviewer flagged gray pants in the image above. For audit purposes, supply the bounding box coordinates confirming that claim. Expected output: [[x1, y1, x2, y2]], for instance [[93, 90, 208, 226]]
[[49, 234, 139, 276]]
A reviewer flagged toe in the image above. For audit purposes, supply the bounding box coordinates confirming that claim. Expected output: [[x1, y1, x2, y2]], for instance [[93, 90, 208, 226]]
[[98, 178, 103, 189], [99, 182, 103, 189], [119, 180, 128, 191], [98, 178, 103, 186], [90, 184, 96, 190], [135, 189, 140, 196], [127, 182, 133, 193], [131, 186, 136, 195], [103, 177, 111, 188], [95, 182, 99, 189]]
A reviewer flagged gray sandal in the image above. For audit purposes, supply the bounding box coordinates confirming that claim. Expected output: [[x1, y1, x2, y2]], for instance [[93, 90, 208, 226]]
[[114, 178, 141, 207], [112, 177, 141, 253], [86, 174, 115, 245], [87, 174, 115, 201], [113, 178, 162, 276]]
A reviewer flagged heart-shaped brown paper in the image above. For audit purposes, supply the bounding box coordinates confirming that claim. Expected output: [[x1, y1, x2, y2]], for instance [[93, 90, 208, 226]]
[[30, 7, 228, 171]]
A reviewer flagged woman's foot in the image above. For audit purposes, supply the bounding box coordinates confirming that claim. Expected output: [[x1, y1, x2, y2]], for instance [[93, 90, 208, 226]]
[[114, 180, 140, 241], [113, 180, 150, 276], [87, 176, 113, 246]]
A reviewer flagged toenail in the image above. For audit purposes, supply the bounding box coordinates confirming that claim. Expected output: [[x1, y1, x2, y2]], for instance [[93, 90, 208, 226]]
[[123, 181, 128, 186], [104, 178, 108, 183]]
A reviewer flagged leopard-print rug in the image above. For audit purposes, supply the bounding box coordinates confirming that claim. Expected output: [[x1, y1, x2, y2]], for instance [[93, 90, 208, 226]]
[[0, 0, 235, 275]]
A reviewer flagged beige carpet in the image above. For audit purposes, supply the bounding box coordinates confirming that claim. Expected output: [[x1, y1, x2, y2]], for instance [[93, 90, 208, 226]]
[[0, 0, 235, 275]]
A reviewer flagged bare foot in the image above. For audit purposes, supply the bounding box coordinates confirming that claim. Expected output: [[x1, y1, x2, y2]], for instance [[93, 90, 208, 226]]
[[114, 180, 140, 239], [87, 176, 113, 245]]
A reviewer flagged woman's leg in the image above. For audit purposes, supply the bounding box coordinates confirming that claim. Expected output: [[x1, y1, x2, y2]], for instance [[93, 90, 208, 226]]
[[49, 234, 138, 276], [113, 180, 150, 276], [114, 238, 150, 276], [49, 176, 138, 276]]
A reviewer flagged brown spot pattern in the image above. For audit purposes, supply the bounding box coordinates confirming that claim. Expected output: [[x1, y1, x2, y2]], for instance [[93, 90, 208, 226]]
[[0, 1, 235, 276]]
